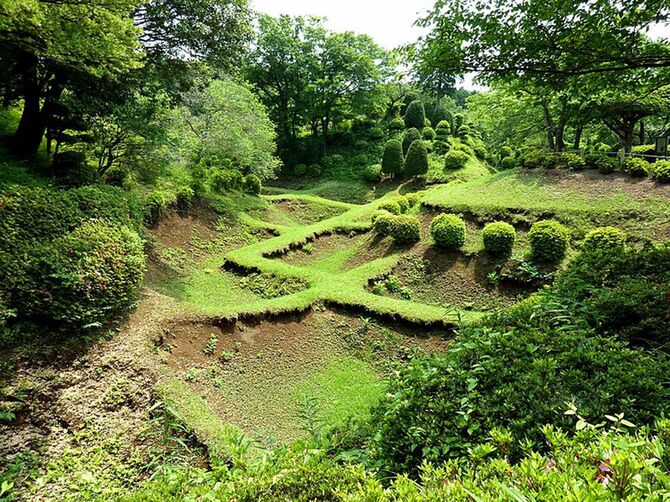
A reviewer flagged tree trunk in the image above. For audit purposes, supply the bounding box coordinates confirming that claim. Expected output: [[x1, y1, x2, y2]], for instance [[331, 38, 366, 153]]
[[639, 120, 645, 145], [13, 52, 45, 157], [573, 126, 583, 150]]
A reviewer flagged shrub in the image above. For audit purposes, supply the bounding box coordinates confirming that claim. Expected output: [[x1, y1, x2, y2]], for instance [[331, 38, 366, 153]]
[[529, 220, 569, 262], [433, 121, 451, 154], [19, 221, 145, 331], [456, 124, 471, 138], [211, 169, 243, 192], [404, 100, 426, 130], [651, 159, 670, 182], [52, 151, 99, 187], [144, 190, 168, 225], [402, 128, 422, 155], [500, 156, 516, 170], [395, 195, 410, 214], [294, 164, 308, 176], [631, 144, 656, 155], [431, 214, 466, 249], [422, 127, 435, 140], [242, 174, 262, 194], [556, 153, 586, 170], [389, 116, 405, 130], [404, 140, 429, 178], [390, 215, 421, 244], [362, 163, 382, 182], [377, 200, 401, 215], [104, 165, 129, 187], [585, 153, 617, 173], [381, 139, 404, 178], [582, 226, 627, 254], [444, 150, 469, 170], [405, 192, 422, 208], [500, 146, 513, 158], [521, 149, 549, 169], [623, 157, 650, 177], [482, 221, 516, 256], [175, 186, 195, 209], [372, 210, 395, 236], [435, 120, 451, 134]]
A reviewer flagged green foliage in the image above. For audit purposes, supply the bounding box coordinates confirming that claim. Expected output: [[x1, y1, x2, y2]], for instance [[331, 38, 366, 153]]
[[395, 196, 410, 214], [482, 221, 516, 255], [585, 153, 618, 174], [144, 190, 168, 225], [368, 320, 670, 476], [444, 150, 469, 170], [389, 215, 421, 244], [389, 117, 405, 130], [433, 120, 451, 154], [405, 192, 423, 208], [242, 174, 262, 195], [17, 221, 145, 331], [52, 152, 99, 188], [651, 159, 670, 182], [623, 157, 650, 177], [211, 169, 243, 193], [404, 100, 426, 130], [422, 127, 435, 140], [377, 200, 401, 215], [381, 139, 404, 178], [372, 210, 395, 236], [362, 164, 382, 182], [294, 164, 308, 177], [175, 186, 195, 209], [500, 146, 513, 158], [431, 214, 466, 249], [555, 153, 586, 170], [582, 226, 627, 254], [529, 220, 569, 262], [500, 156, 516, 169], [402, 128, 422, 155], [404, 140, 429, 178], [521, 149, 550, 169]]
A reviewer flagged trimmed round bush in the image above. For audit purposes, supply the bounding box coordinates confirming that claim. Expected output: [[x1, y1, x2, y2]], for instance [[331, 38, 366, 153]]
[[444, 150, 469, 170], [500, 146, 513, 158], [372, 210, 395, 236], [21, 221, 145, 331], [377, 200, 401, 215], [651, 159, 670, 182], [431, 214, 466, 249], [500, 156, 516, 170], [529, 220, 569, 262], [381, 139, 404, 178], [457, 124, 471, 138], [395, 196, 410, 214], [405, 192, 422, 208], [556, 153, 586, 170], [404, 140, 429, 178], [404, 100, 426, 130], [294, 164, 308, 176], [389, 117, 405, 130], [623, 157, 650, 177], [242, 174, 262, 194], [402, 128, 422, 155], [582, 226, 627, 254], [362, 164, 382, 182], [211, 169, 243, 192], [390, 215, 421, 244], [422, 127, 436, 140], [482, 221, 516, 256]]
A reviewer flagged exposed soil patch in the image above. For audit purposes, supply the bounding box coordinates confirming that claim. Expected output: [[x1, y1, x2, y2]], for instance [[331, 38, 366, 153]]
[[272, 199, 347, 224]]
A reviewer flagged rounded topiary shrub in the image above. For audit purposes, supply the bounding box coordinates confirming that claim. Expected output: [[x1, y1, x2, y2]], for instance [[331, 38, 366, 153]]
[[242, 174, 262, 194], [582, 226, 627, 254], [521, 149, 549, 169], [405, 192, 423, 208], [651, 160, 670, 183], [500, 156, 516, 170], [211, 169, 243, 192], [404, 140, 429, 178], [389, 117, 405, 130], [294, 164, 308, 176], [529, 220, 569, 262], [422, 127, 436, 140], [431, 214, 466, 249], [404, 100, 426, 130], [482, 221, 516, 256], [402, 128, 422, 155], [444, 150, 469, 170], [390, 215, 421, 244], [382, 139, 404, 179], [377, 200, 401, 215], [500, 146, 513, 158], [372, 210, 395, 236], [22, 221, 145, 331], [363, 164, 382, 182], [395, 196, 410, 214], [556, 153, 586, 170], [623, 157, 650, 177]]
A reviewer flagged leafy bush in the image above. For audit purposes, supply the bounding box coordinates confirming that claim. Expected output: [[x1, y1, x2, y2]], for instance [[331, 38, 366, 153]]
[[433, 121, 451, 154], [389, 215, 421, 244], [144, 190, 168, 225], [18, 221, 145, 330], [104, 165, 129, 186], [651, 159, 670, 182], [381, 139, 404, 178], [631, 144, 656, 155], [457, 124, 471, 139], [362, 163, 382, 182], [175, 186, 195, 209], [482, 221, 516, 256], [623, 157, 650, 177], [404, 100, 426, 130], [529, 220, 569, 262], [242, 174, 262, 194], [368, 323, 670, 476], [377, 200, 401, 215], [402, 128, 422, 155], [404, 140, 429, 178], [585, 153, 618, 174], [389, 117, 405, 130], [431, 214, 466, 249], [500, 156, 516, 169], [500, 146, 513, 158], [422, 127, 435, 140], [444, 150, 469, 170], [405, 192, 423, 208], [582, 226, 626, 254], [395, 196, 410, 214], [372, 210, 395, 236], [294, 164, 308, 176], [521, 149, 549, 169], [211, 169, 243, 192], [52, 151, 99, 187], [556, 153, 585, 170]]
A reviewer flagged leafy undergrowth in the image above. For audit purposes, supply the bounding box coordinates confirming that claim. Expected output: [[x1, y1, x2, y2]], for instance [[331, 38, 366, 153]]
[[426, 154, 492, 185]]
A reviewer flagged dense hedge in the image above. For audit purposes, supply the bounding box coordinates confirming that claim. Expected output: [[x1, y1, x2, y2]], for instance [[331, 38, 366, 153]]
[[651, 159, 670, 182], [529, 220, 569, 262], [242, 174, 262, 194], [431, 214, 466, 249], [422, 127, 435, 140], [482, 221, 516, 255], [444, 150, 469, 170], [404, 140, 429, 178], [381, 139, 404, 178], [404, 100, 426, 130], [211, 169, 243, 192], [389, 215, 421, 244], [402, 128, 422, 156], [362, 164, 382, 182], [372, 210, 395, 236], [500, 156, 516, 170], [582, 226, 626, 253], [377, 200, 401, 215]]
